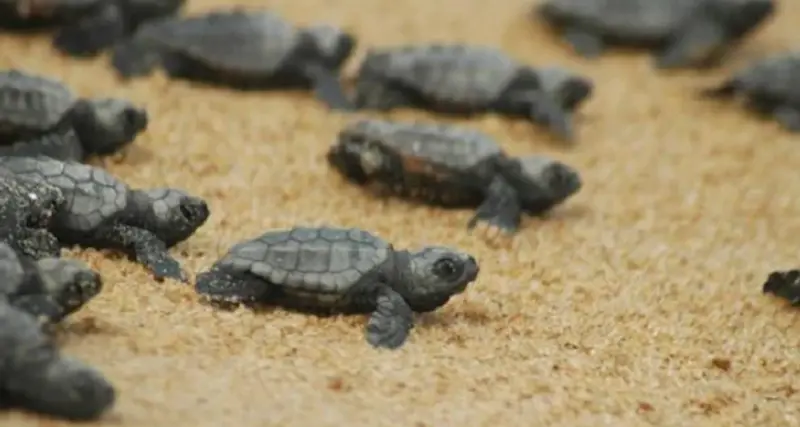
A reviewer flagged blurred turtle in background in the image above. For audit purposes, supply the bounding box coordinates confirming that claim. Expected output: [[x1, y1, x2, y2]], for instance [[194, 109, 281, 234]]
[[110, 8, 357, 110], [700, 51, 800, 131], [534, 0, 776, 69], [0, 69, 148, 162], [350, 43, 591, 142], [0, 0, 185, 57]]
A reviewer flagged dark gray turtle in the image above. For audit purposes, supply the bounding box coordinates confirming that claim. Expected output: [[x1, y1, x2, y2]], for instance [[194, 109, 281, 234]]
[[0, 242, 102, 325], [0, 155, 210, 282], [0, 69, 149, 161], [326, 119, 582, 235], [195, 226, 480, 349], [0, 172, 65, 260], [0, 300, 115, 421], [0, 0, 185, 58], [110, 9, 356, 110], [700, 52, 800, 131], [763, 269, 800, 305], [534, 0, 775, 69], [351, 43, 586, 142]]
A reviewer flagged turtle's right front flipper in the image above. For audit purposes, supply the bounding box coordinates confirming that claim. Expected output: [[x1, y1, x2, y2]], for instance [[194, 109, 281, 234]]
[[304, 64, 356, 111], [52, 3, 127, 58], [84, 223, 186, 282], [365, 286, 414, 349]]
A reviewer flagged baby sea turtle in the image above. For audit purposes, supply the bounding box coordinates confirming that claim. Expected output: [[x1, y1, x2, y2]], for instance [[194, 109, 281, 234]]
[[0, 242, 102, 325], [0, 172, 65, 260], [0, 155, 210, 282], [110, 9, 356, 110], [351, 44, 584, 141], [763, 269, 800, 305], [700, 52, 800, 131], [534, 0, 776, 69], [0, 69, 148, 162], [327, 119, 582, 235], [0, 0, 185, 58], [195, 226, 480, 349], [0, 300, 115, 421]]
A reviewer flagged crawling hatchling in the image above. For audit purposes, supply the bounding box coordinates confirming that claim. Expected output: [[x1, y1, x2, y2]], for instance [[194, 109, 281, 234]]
[[351, 43, 592, 142], [327, 119, 582, 236], [0, 155, 210, 282], [110, 8, 356, 110], [0, 300, 115, 421], [0, 171, 65, 260], [0, 242, 101, 326], [700, 51, 800, 131], [763, 269, 800, 305], [0, 0, 185, 58], [195, 226, 480, 349], [534, 0, 775, 69], [0, 69, 148, 162]]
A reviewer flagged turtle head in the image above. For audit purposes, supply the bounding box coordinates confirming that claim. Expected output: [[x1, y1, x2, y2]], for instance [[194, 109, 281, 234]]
[[133, 188, 209, 247], [71, 98, 149, 157], [303, 24, 357, 69], [708, 0, 775, 39], [36, 258, 103, 320], [5, 355, 117, 421], [504, 155, 582, 214], [15, 176, 66, 230], [401, 247, 479, 312], [536, 67, 594, 110]]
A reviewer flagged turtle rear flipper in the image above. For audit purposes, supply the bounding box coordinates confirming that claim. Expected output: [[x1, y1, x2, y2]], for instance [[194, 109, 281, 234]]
[[53, 3, 127, 58], [303, 64, 356, 111]]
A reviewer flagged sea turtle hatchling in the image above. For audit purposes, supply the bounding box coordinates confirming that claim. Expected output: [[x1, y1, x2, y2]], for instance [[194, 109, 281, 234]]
[[350, 43, 591, 142], [699, 51, 800, 131], [0, 171, 65, 260], [109, 8, 356, 110], [763, 269, 800, 306], [327, 119, 582, 235], [534, 0, 776, 69], [0, 155, 210, 282], [194, 226, 480, 349], [0, 242, 102, 326], [0, 300, 115, 421], [0, 0, 185, 58], [0, 69, 149, 162]]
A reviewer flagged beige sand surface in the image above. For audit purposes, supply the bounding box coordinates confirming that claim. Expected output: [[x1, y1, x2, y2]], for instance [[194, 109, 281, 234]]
[[2, 0, 800, 426]]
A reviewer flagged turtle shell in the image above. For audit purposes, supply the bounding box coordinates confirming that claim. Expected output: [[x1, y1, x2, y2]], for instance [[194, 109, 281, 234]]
[[726, 52, 800, 104], [0, 156, 128, 232], [340, 119, 503, 175], [361, 44, 523, 107], [218, 226, 392, 293], [0, 70, 76, 137], [135, 9, 301, 75], [537, 0, 697, 42]]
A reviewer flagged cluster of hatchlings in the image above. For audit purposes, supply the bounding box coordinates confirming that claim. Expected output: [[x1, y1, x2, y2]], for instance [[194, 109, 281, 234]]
[[0, 0, 797, 422]]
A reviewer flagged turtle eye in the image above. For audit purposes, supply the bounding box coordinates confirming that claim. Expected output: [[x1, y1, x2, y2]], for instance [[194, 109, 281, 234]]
[[433, 257, 462, 280]]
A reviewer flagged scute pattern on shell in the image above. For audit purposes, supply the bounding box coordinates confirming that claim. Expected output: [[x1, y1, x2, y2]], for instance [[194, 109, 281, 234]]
[[539, 0, 696, 40], [143, 10, 300, 74], [732, 52, 800, 101], [0, 70, 75, 134], [219, 227, 391, 292], [344, 119, 503, 171], [367, 45, 521, 106], [0, 157, 128, 232]]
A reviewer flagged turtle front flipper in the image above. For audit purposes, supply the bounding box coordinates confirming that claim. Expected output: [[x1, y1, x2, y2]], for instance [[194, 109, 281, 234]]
[[365, 286, 414, 349], [561, 27, 605, 58], [302, 64, 356, 111], [52, 3, 127, 58], [8, 228, 62, 260], [195, 267, 272, 306], [0, 128, 86, 162], [763, 269, 800, 305], [467, 176, 522, 236], [84, 223, 187, 283]]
